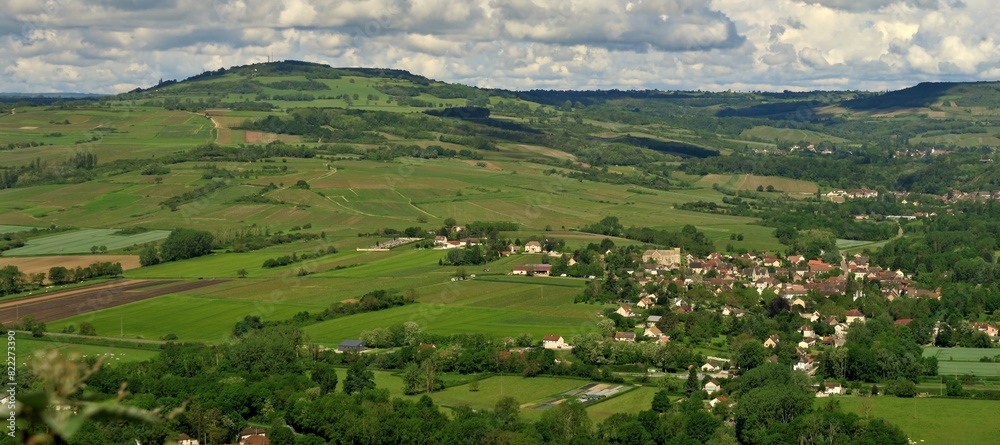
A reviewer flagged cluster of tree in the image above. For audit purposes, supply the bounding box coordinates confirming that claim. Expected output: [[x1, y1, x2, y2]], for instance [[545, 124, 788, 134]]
[[582, 217, 715, 257], [734, 363, 909, 445], [0, 261, 123, 296], [159, 180, 226, 211], [817, 319, 937, 383], [261, 246, 338, 268], [315, 289, 415, 321], [139, 228, 214, 267], [214, 224, 321, 253], [47, 262, 124, 285]]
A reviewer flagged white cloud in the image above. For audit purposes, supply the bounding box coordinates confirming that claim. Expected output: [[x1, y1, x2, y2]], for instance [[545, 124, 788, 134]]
[[0, 0, 995, 93]]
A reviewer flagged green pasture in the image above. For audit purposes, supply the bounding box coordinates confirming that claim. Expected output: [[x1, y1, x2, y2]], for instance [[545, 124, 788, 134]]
[[831, 396, 1000, 445], [0, 225, 35, 234], [740, 126, 847, 144], [14, 338, 160, 367], [923, 347, 1000, 377], [407, 375, 590, 420], [2, 228, 170, 256], [585, 386, 659, 422], [0, 108, 213, 167], [303, 302, 597, 345], [47, 294, 322, 343]]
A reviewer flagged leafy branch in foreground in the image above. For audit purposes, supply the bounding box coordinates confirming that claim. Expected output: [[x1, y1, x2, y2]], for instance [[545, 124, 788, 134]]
[[9, 350, 183, 445]]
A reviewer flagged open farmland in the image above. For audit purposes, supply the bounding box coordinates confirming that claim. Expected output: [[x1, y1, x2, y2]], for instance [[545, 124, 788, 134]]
[[924, 347, 1000, 377], [48, 293, 321, 342], [2, 228, 170, 256], [832, 396, 1000, 445], [0, 279, 225, 325], [406, 376, 592, 419], [15, 338, 161, 367]]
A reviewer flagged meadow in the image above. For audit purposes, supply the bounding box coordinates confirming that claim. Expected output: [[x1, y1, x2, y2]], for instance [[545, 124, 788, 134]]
[[15, 337, 161, 367], [923, 347, 1000, 377], [831, 396, 1000, 445], [2, 228, 170, 256]]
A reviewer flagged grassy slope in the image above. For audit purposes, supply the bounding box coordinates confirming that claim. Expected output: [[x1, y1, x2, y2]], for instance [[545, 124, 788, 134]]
[[831, 396, 1000, 445]]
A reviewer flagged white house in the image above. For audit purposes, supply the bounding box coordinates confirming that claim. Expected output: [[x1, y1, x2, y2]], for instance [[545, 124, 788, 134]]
[[701, 360, 722, 373], [644, 326, 664, 339], [799, 324, 815, 338], [614, 331, 636, 342], [704, 379, 721, 395], [823, 382, 843, 396], [846, 309, 866, 324], [524, 241, 543, 254], [764, 335, 780, 348], [176, 434, 200, 445], [616, 305, 637, 318], [542, 334, 567, 349]]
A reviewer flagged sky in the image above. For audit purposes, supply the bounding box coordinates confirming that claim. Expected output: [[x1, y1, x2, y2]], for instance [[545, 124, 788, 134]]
[[1, 0, 997, 94]]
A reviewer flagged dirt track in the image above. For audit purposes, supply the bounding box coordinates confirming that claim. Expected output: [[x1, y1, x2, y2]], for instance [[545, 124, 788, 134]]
[[0, 279, 226, 324]]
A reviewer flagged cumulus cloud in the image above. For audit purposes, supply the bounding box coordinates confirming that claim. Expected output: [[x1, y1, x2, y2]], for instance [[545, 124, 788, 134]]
[[0, 0, 995, 93]]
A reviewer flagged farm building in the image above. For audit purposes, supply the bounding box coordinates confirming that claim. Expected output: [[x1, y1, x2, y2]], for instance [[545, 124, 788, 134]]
[[337, 339, 365, 353], [512, 264, 552, 276]]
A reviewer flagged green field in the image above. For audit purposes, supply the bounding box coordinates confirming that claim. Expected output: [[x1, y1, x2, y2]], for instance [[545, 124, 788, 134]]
[[584, 386, 659, 422], [923, 347, 1000, 376], [405, 375, 592, 419], [740, 126, 848, 144], [832, 396, 1000, 445], [3, 228, 170, 256], [0, 225, 35, 234], [48, 294, 322, 343], [15, 337, 160, 367]]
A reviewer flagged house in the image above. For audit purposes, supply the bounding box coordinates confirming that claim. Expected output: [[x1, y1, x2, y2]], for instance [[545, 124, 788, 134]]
[[797, 337, 817, 349], [507, 243, 520, 253], [337, 339, 365, 353], [791, 297, 807, 308], [764, 335, 780, 348], [893, 318, 913, 327], [701, 360, 722, 372], [642, 248, 682, 267], [614, 331, 636, 342], [799, 311, 821, 323], [646, 315, 662, 328], [524, 241, 543, 254], [823, 382, 843, 395], [794, 357, 815, 372], [512, 264, 552, 276], [787, 255, 805, 265], [542, 335, 567, 349], [176, 434, 199, 445], [239, 428, 267, 442], [433, 236, 448, 245], [644, 326, 664, 339], [799, 324, 815, 338], [704, 379, 721, 395], [616, 305, 637, 318], [846, 309, 866, 324], [242, 436, 270, 445], [971, 322, 999, 337], [636, 295, 656, 309], [709, 395, 730, 408]]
